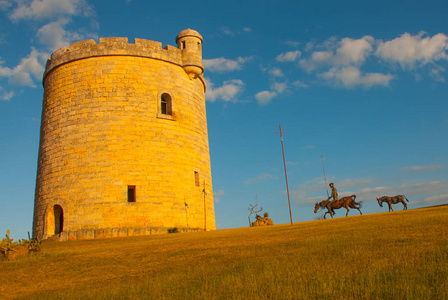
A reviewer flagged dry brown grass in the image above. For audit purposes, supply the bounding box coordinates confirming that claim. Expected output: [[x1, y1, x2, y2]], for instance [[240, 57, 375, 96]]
[[1, 205, 447, 299]]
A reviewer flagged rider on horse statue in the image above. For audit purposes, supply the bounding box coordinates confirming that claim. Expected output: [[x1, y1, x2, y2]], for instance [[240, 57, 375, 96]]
[[326, 182, 338, 213]]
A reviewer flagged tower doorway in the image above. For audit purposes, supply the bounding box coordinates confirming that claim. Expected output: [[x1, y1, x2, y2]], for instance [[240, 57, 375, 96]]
[[53, 205, 64, 235]]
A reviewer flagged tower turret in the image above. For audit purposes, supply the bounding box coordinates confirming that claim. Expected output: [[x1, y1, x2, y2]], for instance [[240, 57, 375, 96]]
[[176, 29, 204, 79]]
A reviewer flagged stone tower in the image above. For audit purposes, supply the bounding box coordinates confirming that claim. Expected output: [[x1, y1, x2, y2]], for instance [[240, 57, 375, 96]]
[[33, 29, 215, 241]]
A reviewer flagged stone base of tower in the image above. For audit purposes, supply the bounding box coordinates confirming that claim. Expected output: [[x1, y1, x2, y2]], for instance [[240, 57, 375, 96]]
[[48, 226, 207, 241]]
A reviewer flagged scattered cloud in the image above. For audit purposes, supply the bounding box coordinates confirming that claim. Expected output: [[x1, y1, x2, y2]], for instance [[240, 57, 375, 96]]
[[269, 68, 284, 77], [244, 173, 278, 185], [398, 164, 448, 172], [300, 36, 374, 71], [285, 40, 300, 48], [423, 193, 448, 204], [276, 50, 301, 62], [429, 66, 446, 83], [376, 32, 448, 69], [213, 189, 225, 203], [0, 88, 13, 101], [205, 78, 244, 102], [320, 66, 394, 88], [255, 90, 277, 106], [220, 26, 252, 37], [0, 1, 12, 11], [0, 48, 48, 87], [292, 80, 309, 88], [204, 56, 253, 72], [35, 17, 97, 51], [7, 0, 94, 21], [272, 82, 287, 93]]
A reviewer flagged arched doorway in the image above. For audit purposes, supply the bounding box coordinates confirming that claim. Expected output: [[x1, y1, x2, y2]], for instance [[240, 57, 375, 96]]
[[53, 205, 64, 235]]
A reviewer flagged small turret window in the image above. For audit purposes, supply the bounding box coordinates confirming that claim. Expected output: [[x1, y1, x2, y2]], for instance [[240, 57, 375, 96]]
[[194, 171, 200, 187], [161, 93, 172, 115], [181, 41, 186, 49]]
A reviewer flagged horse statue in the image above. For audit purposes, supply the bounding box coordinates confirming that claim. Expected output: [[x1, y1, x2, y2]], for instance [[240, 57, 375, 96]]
[[314, 195, 362, 219], [376, 195, 409, 212]]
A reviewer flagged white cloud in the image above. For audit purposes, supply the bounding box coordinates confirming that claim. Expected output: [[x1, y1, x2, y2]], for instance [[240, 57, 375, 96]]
[[286, 40, 300, 48], [254, 82, 288, 105], [255, 90, 277, 106], [292, 80, 308, 88], [244, 173, 277, 185], [213, 189, 225, 203], [8, 0, 93, 21], [429, 66, 446, 83], [36, 18, 93, 51], [0, 0, 12, 11], [5, 48, 48, 87], [337, 36, 374, 65], [269, 68, 284, 77], [36, 18, 71, 50], [220, 26, 252, 37], [376, 32, 448, 68], [398, 164, 448, 172], [0, 88, 14, 101], [320, 66, 394, 88], [272, 82, 287, 93], [300, 36, 374, 71], [205, 78, 244, 102], [276, 50, 301, 62], [203, 56, 253, 72], [423, 193, 448, 204]]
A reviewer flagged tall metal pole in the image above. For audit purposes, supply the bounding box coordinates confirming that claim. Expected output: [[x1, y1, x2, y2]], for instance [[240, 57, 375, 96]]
[[321, 155, 329, 198], [203, 180, 207, 231], [275, 125, 293, 225]]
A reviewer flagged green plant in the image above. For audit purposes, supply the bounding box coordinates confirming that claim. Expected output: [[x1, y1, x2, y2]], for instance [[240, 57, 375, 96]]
[[0, 230, 17, 258], [168, 227, 179, 234], [19, 238, 42, 253], [263, 212, 269, 218]]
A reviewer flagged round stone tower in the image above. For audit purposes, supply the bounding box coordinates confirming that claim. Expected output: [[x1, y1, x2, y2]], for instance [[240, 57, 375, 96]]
[[33, 29, 215, 240]]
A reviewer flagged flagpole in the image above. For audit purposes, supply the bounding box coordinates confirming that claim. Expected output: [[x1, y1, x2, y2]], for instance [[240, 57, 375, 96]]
[[203, 180, 206, 231], [321, 155, 329, 198], [275, 125, 293, 225]]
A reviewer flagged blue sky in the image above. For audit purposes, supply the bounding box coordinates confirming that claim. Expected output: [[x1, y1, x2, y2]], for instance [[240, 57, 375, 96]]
[[1, 0, 447, 239]]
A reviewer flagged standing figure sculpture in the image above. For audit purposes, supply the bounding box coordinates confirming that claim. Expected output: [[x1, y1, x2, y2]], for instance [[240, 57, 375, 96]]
[[326, 182, 338, 214]]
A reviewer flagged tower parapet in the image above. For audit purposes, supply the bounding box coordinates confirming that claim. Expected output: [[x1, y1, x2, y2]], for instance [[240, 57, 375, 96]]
[[44, 33, 205, 88]]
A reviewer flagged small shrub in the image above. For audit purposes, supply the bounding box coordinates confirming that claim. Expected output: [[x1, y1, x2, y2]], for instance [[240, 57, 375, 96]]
[[264, 212, 269, 218], [0, 230, 16, 258], [168, 228, 179, 234], [0, 230, 41, 260]]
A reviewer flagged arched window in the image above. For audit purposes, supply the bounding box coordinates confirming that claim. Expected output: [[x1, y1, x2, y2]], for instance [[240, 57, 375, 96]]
[[161, 93, 172, 115]]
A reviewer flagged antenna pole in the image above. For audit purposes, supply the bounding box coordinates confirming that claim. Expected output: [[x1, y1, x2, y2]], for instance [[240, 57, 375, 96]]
[[275, 125, 293, 225], [321, 155, 329, 197], [203, 180, 207, 231]]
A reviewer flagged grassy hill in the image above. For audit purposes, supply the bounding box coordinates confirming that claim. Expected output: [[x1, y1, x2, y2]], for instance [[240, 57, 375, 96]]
[[1, 206, 447, 299]]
